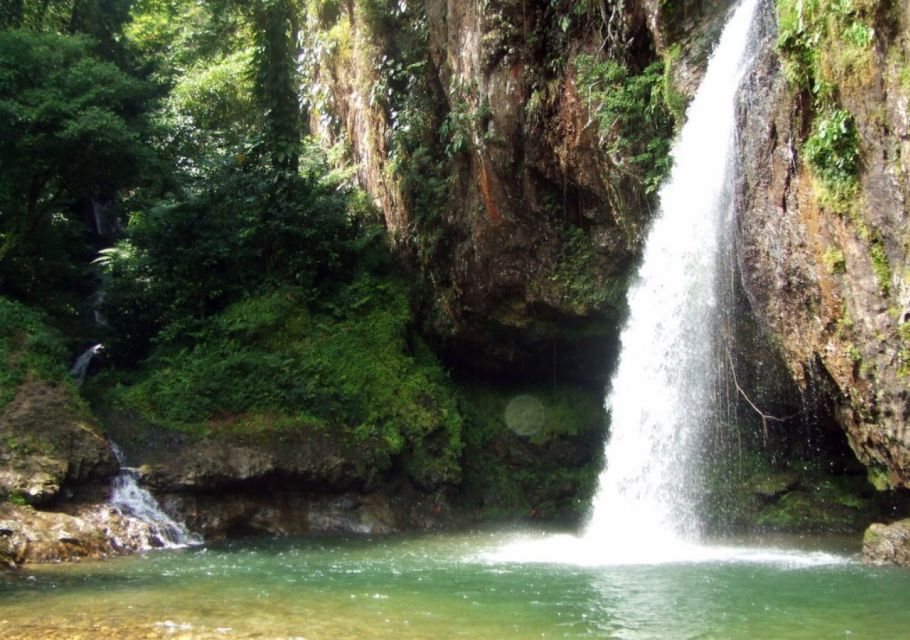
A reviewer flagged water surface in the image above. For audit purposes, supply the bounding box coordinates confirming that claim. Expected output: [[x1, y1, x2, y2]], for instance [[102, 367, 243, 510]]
[[1, 531, 909, 639]]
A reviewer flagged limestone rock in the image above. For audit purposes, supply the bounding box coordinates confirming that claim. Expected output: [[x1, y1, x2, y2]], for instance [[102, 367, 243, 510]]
[[0, 503, 168, 567], [863, 519, 910, 567], [0, 382, 118, 503]]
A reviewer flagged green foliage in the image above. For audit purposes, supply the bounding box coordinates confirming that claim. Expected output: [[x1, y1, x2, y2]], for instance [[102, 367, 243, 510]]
[[249, 0, 302, 170], [163, 49, 258, 159], [776, 0, 879, 99], [107, 275, 463, 487], [804, 108, 860, 189], [126, 0, 249, 71], [702, 448, 884, 533], [456, 382, 606, 521], [0, 296, 69, 408], [775, 0, 879, 209], [867, 234, 892, 296], [0, 28, 151, 302], [822, 246, 847, 274], [1, 0, 134, 63], [99, 153, 356, 362], [351, 0, 452, 267], [661, 44, 688, 125], [898, 320, 910, 379], [543, 225, 627, 313], [5, 493, 28, 506], [574, 55, 676, 194]]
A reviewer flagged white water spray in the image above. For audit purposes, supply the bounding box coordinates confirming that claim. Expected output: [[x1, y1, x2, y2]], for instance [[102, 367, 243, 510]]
[[109, 443, 201, 549], [484, 0, 764, 566], [70, 343, 104, 386], [583, 0, 762, 558]]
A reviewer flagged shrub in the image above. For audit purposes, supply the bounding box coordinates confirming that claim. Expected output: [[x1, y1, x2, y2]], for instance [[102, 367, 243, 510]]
[[109, 275, 463, 487], [804, 108, 861, 186], [0, 297, 69, 408]]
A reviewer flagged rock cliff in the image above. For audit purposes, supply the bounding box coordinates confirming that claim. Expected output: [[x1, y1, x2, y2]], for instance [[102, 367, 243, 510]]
[[736, 0, 910, 490], [306, 0, 733, 376]]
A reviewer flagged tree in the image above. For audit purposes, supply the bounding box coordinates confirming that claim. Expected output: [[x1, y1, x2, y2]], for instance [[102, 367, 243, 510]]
[[1, 1, 133, 61], [247, 0, 303, 171], [0, 29, 150, 297]]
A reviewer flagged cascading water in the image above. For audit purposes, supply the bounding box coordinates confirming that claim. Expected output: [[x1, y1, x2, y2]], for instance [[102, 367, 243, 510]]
[[583, 0, 762, 558], [485, 0, 765, 566], [69, 338, 199, 549], [109, 443, 201, 549], [69, 343, 104, 386]]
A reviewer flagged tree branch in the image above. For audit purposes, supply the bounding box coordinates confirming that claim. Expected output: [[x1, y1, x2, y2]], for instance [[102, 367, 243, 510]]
[[725, 345, 796, 445]]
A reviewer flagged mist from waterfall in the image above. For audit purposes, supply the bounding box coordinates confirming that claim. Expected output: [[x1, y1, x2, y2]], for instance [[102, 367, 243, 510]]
[[485, 0, 763, 566], [582, 0, 762, 559]]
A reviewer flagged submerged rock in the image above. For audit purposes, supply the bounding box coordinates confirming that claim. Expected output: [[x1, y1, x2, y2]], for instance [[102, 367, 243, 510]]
[[862, 519, 910, 567]]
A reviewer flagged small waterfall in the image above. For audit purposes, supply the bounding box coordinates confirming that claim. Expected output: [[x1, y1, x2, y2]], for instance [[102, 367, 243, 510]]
[[583, 0, 762, 559], [69, 343, 104, 386], [109, 443, 201, 549]]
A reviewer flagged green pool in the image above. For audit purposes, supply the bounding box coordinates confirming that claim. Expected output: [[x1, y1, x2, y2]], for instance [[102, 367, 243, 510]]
[[1, 531, 908, 639]]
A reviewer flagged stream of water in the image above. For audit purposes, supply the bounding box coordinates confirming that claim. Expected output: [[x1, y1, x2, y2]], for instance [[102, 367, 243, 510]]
[[2, 532, 909, 640], [109, 444, 201, 549], [583, 0, 762, 557], [491, 0, 763, 566]]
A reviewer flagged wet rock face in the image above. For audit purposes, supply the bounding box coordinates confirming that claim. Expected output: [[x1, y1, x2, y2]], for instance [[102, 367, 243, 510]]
[[0, 503, 173, 567], [735, 3, 910, 489], [137, 431, 453, 538], [863, 519, 910, 566], [642, 0, 735, 96], [160, 491, 398, 539], [0, 383, 118, 503], [139, 431, 373, 492], [309, 1, 734, 375]]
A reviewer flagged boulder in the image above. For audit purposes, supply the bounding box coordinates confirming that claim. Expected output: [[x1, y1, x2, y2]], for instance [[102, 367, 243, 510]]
[[0, 382, 118, 504], [863, 519, 910, 567], [0, 503, 167, 567]]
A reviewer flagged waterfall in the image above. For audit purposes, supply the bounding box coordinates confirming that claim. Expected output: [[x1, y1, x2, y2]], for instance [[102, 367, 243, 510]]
[[109, 443, 201, 549], [70, 343, 104, 386], [583, 0, 762, 558], [484, 0, 765, 567]]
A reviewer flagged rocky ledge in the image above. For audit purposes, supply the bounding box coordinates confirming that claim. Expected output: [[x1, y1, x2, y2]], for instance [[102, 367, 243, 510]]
[[0, 382, 117, 504], [0, 382, 179, 567], [138, 431, 454, 539], [862, 519, 910, 567], [0, 502, 179, 568]]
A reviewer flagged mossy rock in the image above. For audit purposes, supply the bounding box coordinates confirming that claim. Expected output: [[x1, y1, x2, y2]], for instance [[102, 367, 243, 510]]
[[748, 471, 801, 500], [0, 382, 117, 504], [454, 381, 606, 522], [93, 276, 463, 490]]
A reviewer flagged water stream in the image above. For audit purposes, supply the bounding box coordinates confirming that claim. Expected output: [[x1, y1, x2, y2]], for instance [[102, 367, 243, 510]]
[[109, 443, 201, 549], [69, 343, 103, 387], [489, 0, 766, 566], [584, 0, 762, 560]]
